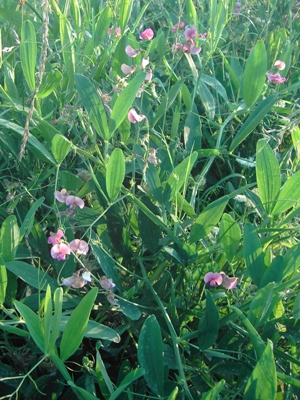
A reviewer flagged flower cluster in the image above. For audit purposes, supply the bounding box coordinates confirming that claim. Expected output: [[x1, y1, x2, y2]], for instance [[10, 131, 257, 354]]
[[267, 60, 286, 84], [48, 230, 89, 261], [204, 272, 238, 290], [171, 23, 205, 55], [55, 189, 85, 210]]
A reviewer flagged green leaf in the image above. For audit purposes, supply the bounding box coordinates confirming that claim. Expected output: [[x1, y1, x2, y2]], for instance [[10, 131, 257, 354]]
[[244, 340, 277, 400], [119, 0, 133, 34], [293, 291, 300, 319], [60, 15, 75, 83], [60, 287, 98, 362], [218, 213, 241, 262], [243, 223, 266, 287], [248, 283, 278, 328], [48, 287, 63, 351], [36, 69, 62, 99], [0, 118, 56, 164], [5, 261, 57, 291], [197, 80, 215, 119], [74, 73, 109, 140], [59, 317, 120, 342], [1, 215, 20, 262], [137, 315, 164, 397], [51, 134, 72, 164], [153, 80, 183, 126], [0, 261, 7, 305], [14, 300, 45, 353], [43, 285, 53, 353], [209, 0, 227, 52], [19, 197, 45, 240], [109, 71, 146, 133], [166, 152, 198, 201], [189, 196, 229, 243], [106, 148, 125, 202], [20, 20, 37, 92], [261, 255, 284, 287], [198, 290, 219, 350], [185, 0, 198, 26], [201, 380, 225, 400], [229, 94, 278, 152], [272, 170, 300, 215], [67, 381, 99, 400], [138, 197, 161, 254], [117, 297, 141, 321], [243, 40, 267, 108], [108, 368, 145, 400], [94, 7, 112, 46], [256, 139, 281, 215], [184, 111, 202, 152]]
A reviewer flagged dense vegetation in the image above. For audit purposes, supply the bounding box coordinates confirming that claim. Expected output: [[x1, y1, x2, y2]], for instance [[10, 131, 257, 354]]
[[0, 0, 300, 398]]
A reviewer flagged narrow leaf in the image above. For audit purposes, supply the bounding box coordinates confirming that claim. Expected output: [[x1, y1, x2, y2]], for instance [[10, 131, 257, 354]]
[[1, 215, 20, 262], [248, 283, 278, 328], [60, 287, 98, 362], [256, 139, 280, 215], [243, 40, 267, 108], [272, 169, 300, 215], [52, 134, 72, 164], [243, 223, 266, 287], [244, 340, 277, 400], [109, 71, 146, 133], [106, 148, 125, 202], [20, 20, 37, 92], [189, 196, 229, 243], [138, 315, 164, 397], [218, 213, 241, 262], [198, 290, 219, 350], [19, 197, 45, 240]]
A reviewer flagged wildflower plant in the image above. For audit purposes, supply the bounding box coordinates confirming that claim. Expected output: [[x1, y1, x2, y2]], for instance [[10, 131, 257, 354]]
[[0, 0, 300, 399]]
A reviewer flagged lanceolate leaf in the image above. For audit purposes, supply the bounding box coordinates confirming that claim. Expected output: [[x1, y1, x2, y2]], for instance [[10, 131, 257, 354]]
[[1, 215, 20, 262], [20, 20, 37, 92], [218, 213, 241, 262], [109, 71, 146, 134], [256, 139, 281, 215], [244, 340, 277, 400], [60, 287, 98, 362], [198, 290, 219, 350], [272, 169, 300, 215], [74, 73, 109, 140], [52, 134, 72, 165], [243, 223, 266, 287], [138, 315, 164, 397], [106, 148, 125, 202], [189, 196, 229, 243], [243, 40, 267, 108]]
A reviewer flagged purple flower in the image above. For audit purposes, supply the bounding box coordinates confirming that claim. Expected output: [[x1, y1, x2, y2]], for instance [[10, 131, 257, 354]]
[[220, 272, 238, 289], [48, 229, 64, 245], [125, 45, 141, 58], [100, 276, 116, 290], [62, 269, 91, 288], [69, 239, 89, 255], [184, 27, 197, 41], [274, 60, 286, 70], [267, 72, 286, 83], [65, 195, 85, 210], [107, 291, 118, 305], [50, 243, 71, 261], [139, 28, 154, 40], [121, 63, 136, 75], [55, 189, 69, 203], [128, 108, 145, 123], [204, 272, 223, 287], [171, 21, 185, 32]]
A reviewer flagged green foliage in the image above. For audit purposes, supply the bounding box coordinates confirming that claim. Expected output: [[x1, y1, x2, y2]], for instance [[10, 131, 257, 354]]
[[0, 0, 300, 398]]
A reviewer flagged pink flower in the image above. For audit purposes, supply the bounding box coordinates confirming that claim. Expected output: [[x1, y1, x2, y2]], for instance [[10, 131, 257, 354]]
[[125, 45, 140, 58], [100, 277, 116, 290], [55, 189, 69, 203], [107, 291, 118, 305], [62, 269, 91, 288], [198, 32, 207, 39], [171, 21, 185, 32], [139, 28, 154, 40], [108, 26, 121, 37], [172, 43, 183, 52], [48, 229, 64, 245], [141, 57, 149, 69], [121, 63, 136, 75], [69, 239, 89, 255], [204, 272, 223, 287], [65, 195, 85, 210], [220, 272, 238, 290], [128, 108, 145, 123], [267, 72, 286, 83], [274, 60, 286, 70], [184, 27, 197, 41], [189, 45, 202, 55], [50, 243, 71, 261], [145, 69, 153, 82]]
